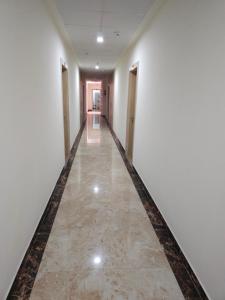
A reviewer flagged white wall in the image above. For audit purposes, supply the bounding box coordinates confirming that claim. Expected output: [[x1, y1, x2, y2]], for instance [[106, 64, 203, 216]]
[[0, 0, 80, 298], [113, 0, 225, 299]]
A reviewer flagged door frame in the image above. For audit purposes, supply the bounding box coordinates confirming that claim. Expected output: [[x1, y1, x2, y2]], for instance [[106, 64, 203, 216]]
[[61, 63, 70, 162], [107, 85, 110, 122], [80, 81, 86, 126], [92, 89, 101, 111], [125, 62, 139, 162]]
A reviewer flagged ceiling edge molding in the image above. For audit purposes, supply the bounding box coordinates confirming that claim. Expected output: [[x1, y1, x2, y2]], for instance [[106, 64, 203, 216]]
[[43, 0, 79, 62], [115, 0, 167, 68]]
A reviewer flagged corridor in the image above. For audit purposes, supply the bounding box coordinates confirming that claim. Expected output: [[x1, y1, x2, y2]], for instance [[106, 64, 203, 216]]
[[2, 0, 224, 298], [29, 114, 184, 299]]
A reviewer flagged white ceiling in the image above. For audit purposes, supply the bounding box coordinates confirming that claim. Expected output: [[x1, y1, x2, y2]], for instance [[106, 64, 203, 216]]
[[54, 0, 156, 71]]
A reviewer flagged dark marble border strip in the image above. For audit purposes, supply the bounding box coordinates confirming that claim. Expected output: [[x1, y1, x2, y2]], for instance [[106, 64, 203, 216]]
[[105, 117, 208, 300], [7, 121, 86, 300]]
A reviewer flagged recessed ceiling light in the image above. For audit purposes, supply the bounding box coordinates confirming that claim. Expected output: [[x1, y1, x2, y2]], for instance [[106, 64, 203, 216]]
[[93, 256, 102, 265], [95, 64, 100, 70], [97, 35, 104, 43], [93, 185, 99, 193]]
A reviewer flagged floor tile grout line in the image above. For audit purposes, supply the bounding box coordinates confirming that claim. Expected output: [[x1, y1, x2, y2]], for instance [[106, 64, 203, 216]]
[[104, 116, 208, 300], [7, 121, 86, 300]]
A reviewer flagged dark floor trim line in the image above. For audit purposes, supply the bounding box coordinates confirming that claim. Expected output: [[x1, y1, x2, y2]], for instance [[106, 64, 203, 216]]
[[7, 122, 85, 300], [105, 117, 208, 300]]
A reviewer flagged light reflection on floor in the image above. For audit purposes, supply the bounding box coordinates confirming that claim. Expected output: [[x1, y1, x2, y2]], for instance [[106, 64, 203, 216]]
[[86, 112, 101, 144]]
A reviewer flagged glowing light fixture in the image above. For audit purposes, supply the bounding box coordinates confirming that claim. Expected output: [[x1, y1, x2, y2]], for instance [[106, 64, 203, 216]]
[[97, 35, 104, 43], [95, 64, 100, 70], [93, 186, 99, 193], [93, 256, 102, 265]]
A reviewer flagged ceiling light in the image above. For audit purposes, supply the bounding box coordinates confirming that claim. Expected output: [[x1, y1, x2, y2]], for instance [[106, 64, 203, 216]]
[[93, 256, 102, 265], [95, 64, 100, 70], [93, 185, 99, 193], [97, 35, 104, 43]]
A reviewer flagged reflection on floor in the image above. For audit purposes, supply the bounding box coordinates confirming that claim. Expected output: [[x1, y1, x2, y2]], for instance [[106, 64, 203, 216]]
[[30, 113, 184, 300]]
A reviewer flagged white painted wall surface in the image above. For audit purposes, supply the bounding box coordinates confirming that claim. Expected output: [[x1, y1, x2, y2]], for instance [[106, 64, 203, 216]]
[[113, 0, 225, 299], [0, 0, 80, 298]]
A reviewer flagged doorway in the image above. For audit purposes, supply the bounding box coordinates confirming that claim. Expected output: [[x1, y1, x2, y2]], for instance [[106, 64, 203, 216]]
[[80, 82, 86, 126], [126, 65, 138, 162], [92, 89, 101, 111], [86, 81, 102, 113], [62, 64, 70, 161], [107, 85, 110, 122]]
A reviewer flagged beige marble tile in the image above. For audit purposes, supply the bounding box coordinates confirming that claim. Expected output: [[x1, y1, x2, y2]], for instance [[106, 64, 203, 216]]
[[31, 268, 184, 300], [30, 272, 69, 300], [67, 267, 184, 300], [38, 213, 165, 274], [30, 115, 184, 300]]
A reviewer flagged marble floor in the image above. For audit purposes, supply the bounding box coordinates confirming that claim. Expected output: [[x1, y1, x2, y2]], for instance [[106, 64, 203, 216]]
[[30, 114, 184, 300]]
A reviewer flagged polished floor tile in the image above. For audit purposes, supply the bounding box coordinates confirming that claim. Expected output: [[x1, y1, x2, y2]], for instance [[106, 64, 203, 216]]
[[30, 114, 184, 300]]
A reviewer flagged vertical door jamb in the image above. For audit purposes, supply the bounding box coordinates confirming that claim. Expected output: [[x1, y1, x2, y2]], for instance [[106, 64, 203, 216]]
[[125, 63, 138, 162], [62, 64, 70, 162]]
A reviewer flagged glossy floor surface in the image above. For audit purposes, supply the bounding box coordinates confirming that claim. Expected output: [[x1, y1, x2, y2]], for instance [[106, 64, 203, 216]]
[[30, 114, 184, 300]]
